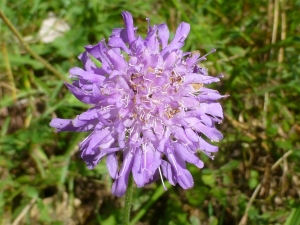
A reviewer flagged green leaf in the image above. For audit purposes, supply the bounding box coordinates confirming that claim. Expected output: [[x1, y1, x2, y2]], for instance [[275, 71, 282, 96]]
[[219, 160, 240, 172], [23, 186, 39, 198], [284, 207, 300, 225]]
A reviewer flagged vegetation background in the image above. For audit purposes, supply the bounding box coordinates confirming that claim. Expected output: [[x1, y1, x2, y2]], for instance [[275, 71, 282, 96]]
[[0, 0, 299, 224]]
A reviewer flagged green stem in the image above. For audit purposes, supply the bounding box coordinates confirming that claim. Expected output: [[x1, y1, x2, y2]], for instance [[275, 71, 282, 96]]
[[130, 182, 171, 225], [0, 10, 67, 82], [123, 175, 134, 225]]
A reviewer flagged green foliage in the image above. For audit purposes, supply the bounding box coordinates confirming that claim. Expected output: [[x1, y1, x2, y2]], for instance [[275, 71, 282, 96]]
[[0, 0, 299, 224]]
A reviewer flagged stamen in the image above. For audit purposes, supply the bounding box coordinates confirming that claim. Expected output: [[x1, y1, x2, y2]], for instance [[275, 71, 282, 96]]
[[158, 166, 167, 190], [198, 48, 216, 62]]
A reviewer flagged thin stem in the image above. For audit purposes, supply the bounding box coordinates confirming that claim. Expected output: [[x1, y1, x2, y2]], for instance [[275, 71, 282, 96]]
[[0, 10, 67, 82], [123, 175, 134, 225]]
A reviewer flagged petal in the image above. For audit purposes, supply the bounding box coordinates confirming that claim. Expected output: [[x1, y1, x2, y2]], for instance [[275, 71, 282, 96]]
[[199, 88, 225, 101], [185, 51, 200, 68], [181, 96, 200, 108], [183, 117, 201, 127], [106, 153, 118, 179], [108, 36, 130, 54], [81, 149, 103, 169], [172, 152, 194, 189], [165, 147, 194, 189], [164, 51, 178, 68], [199, 114, 213, 127], [184, 127, 199, 142], [205, 102, 224, 119], [161, 42, 184, 56], [198, 137, 218, 152], [161, 160, 177, 186], [157, 23, 169, 49], [132, 149, 145, 187], [118, 131, 126, 148], [85, 41, 111, 73], [121, 11, 135, 44], [177, 168, 194, 189], [170, 22, 190, 44], [79, 128, 112, 154], [194, 123, 223, 142], [183, 73, 220, 85], [78, 51, 96, 70], [144, 29, 159, 53], [69, 67, 106, 84], [111, 152, 134, 197], [172, 126, 193, 145], [77, 107, 98, 121], [173, 143, 204, 169], [50, 118, 95, 132], [105, 49, 128, 72], [50, 118, 74, 131]]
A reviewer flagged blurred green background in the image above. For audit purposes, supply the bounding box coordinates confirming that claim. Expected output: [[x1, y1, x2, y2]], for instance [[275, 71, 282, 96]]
[[0, 0, 300, 224]]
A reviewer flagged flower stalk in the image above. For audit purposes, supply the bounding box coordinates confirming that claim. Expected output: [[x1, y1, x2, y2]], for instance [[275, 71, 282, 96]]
[[123, 175, 134, 225]]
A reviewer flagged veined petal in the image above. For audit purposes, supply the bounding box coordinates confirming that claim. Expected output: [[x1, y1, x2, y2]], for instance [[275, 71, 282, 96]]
[[106, 153, 118, 179], [170, 22, 190, 44], [85, 41, 111, 73], [161, 160, 177, 186], [69, 67, 106, 83], [108, 36, 130, 54], [121, 11, 135, 44], [174, 143, 204, 169], [193, 123, 223, 142], [132, 148, 145, 187], [105, 49, 128, 72], [157, 23, 169, 49], [112, 152, 134, 197], [144, 29, 159, 53], [78, 51, 96, 70]]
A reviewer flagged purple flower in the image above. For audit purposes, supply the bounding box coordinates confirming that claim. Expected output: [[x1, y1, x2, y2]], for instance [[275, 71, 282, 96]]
[[50, 11, 225, 197]]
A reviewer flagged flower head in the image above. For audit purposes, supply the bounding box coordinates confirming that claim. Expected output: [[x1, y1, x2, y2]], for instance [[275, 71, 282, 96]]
[[50, 11, 225, 197]]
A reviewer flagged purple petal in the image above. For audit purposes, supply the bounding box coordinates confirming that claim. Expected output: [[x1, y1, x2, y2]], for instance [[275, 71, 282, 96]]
[[164, 52, 178, 68], [79, 128, 112, 155], [181, 96, 200, 108], [78, 51, 96, 70], [157, 23, 169, 49], [194, 123, 223, 142], [111, 152, 134, 197], [199, 88, 225, 101], [85, 41, 111, 74], [185, 51, 200, 68], [105, 49, 128, 72], [132, 149, 145, 187], [205, 102, 224, 119], [198, 137, 218, 152], [172, 126, 193, 145], [184, 127, 199, 142], [106, 153, 118, 179], [81, 149, 103, 169], [50, 118, 95, 132], [69, 67, 106, 83], [161, 160, 177, 186], [161, 42, 184, 56], [144, 29, 159, 53], [121, 11, 135, 44], [170, 22, 190, 44], [183, 73, 220, 85], [174, 143, 204, 169], [177, 168, 194, 189], [108, 37, 130, 54]]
